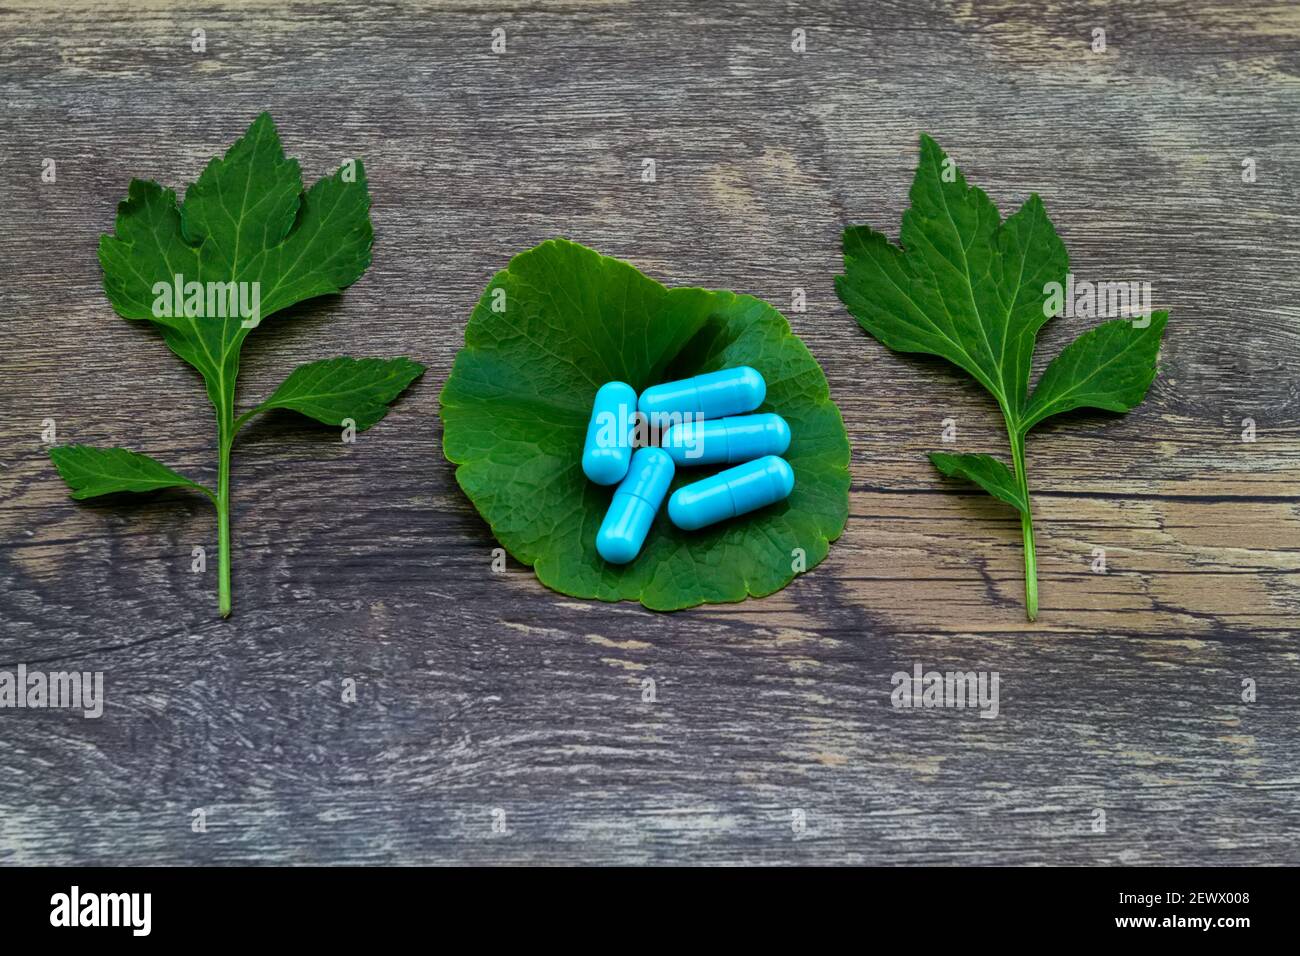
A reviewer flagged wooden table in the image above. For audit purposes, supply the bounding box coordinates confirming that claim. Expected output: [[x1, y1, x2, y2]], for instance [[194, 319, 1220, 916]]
[[1, 0, 1296, 864]]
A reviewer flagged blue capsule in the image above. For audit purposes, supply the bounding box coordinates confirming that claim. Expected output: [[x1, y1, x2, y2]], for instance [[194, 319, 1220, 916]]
[[668, 455, 794, 531], [661, 413, 791, 466], [597, 447, 675, 563], [638, 366, 766, 423], [582, 381, 638, 485]]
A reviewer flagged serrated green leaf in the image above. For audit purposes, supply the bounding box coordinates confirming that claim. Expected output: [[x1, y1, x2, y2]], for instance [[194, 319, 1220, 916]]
[[835, 133, 1069, 419], [250, 357, 426, 430], [1021, 314, 1168, 431], [929, 452, 1027, 513], [49, 446, 212, 501], [440, 238, 851, 611], [97, 112, 373, 414], [836, 134, 1168, 620]]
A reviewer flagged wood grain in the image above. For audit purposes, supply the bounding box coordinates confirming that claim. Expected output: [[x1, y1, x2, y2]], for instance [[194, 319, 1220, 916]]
[[0, 0, 1297, 865]]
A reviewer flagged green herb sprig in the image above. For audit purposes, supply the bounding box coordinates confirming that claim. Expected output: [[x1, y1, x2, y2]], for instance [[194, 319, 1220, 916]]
[[836, 134, 1167, 620], [50, 114, 424, 617]]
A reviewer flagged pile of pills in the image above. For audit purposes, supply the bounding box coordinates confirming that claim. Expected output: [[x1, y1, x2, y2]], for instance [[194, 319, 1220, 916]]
[[581, 367, 795, 564]]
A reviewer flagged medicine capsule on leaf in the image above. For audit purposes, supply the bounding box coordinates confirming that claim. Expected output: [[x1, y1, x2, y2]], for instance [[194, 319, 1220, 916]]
[[661, 413, 791, 466], [582, 381, 638, 485], [668, 455, 794, 531], [638, 366, 766, 423], [596, 447, 675, 563]]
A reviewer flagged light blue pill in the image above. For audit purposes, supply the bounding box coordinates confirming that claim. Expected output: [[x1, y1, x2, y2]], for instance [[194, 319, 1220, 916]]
[[582, 381, 638, 485], [668, 455, 794, 531], [597, 447, 675, 563], [638, 366, 766, 423], [661, 413, 791, 466]]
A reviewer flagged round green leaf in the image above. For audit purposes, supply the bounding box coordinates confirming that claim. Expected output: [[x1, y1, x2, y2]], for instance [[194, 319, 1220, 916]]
[[440, 238, 850, 611]]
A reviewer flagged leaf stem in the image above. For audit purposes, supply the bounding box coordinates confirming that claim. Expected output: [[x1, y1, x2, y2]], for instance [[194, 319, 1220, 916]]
[[217, 417, 234, 618], [232, 406, 262, 434], [1009, 427, 1038, 621]]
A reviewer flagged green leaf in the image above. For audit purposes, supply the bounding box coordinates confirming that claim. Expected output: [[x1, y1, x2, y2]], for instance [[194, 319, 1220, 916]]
[[97, 112, 373, 414], [835, 133, 1069, 419], [48, 446, 212, 501], [1021, 314, 1169, 431], [929, 452, 1027, 513], [249, 357, 426, 430], [61, 113, 416, 617], [440, 238, 851, 611], [836, 134, 1168, 620]]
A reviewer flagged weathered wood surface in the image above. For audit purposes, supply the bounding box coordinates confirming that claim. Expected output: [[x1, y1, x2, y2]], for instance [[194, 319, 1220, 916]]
[[1, 0, 1297, 865]]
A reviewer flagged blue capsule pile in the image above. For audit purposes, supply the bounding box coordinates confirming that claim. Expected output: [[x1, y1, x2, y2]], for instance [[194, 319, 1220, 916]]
[[581, 367, 795, 564]]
